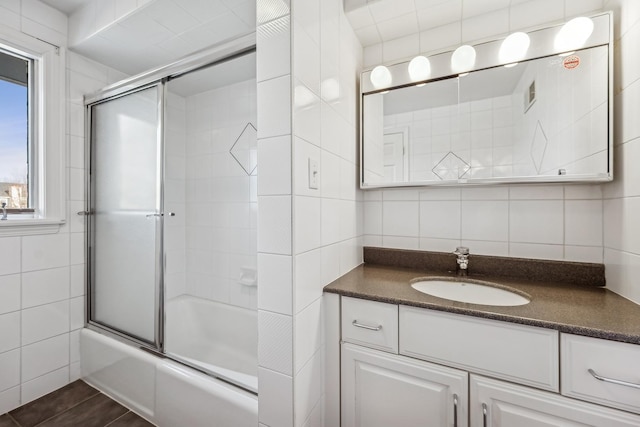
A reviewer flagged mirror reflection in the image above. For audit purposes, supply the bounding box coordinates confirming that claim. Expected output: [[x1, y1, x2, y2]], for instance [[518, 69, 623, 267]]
[[362, 45, 610, 187]]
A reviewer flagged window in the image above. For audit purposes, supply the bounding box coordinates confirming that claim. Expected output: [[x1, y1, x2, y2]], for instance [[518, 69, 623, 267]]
[[0, 27, 65, 235], [0, 48, 31, 212]]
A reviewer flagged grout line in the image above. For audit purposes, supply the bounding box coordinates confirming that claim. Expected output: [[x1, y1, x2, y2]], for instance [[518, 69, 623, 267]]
[[6, 412, 21, 427], [103, 410, 132, 427], [30, 388, 101, 427]]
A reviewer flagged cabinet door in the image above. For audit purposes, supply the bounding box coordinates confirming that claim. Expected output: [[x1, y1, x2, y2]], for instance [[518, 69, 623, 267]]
[[471, 375, 640, 427], [342, 343, 468, 427]]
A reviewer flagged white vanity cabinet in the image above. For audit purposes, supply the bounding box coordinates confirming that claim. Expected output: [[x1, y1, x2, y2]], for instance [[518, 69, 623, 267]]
[[471, 375, 640, 427], [561, 334, 640, 414], [339, 296, 640, 427], [342, 343, 468, 427], [399, 306, 559, 391]]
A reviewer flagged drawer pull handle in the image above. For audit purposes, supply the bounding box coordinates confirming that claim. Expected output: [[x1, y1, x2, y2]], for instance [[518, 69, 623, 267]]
[[352, 320, 382, 331], [482, 403, 488, 427], [453, 393, 458, 427], [588, 369, 640, 390]]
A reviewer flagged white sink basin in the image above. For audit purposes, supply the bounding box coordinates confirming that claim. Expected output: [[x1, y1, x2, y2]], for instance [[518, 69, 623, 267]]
[[411, 279, 530, 306]]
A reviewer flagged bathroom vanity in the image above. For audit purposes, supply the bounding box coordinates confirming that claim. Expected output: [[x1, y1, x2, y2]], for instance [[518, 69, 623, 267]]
[[324, 248, 640, 427]]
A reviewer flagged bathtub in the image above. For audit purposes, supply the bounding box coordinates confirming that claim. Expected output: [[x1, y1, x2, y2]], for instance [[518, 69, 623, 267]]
[[164, 295, 258, 393], [81, 296, 258, 427]]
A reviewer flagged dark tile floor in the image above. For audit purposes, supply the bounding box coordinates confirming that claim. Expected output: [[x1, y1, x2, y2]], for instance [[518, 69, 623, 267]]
[[0, 381, 154, 427]]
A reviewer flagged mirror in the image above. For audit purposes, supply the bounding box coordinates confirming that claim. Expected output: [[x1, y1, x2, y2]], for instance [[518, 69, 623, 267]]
[[361, 12, 612, 188]]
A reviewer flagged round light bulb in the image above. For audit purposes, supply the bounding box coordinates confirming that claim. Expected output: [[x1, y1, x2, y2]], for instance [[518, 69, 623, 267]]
[[451, 45, 476, 74], [408, 55, 431, 82], [499, 32, 530, 64], [370, 65, 392, 89], [554, 17, 594, 52]]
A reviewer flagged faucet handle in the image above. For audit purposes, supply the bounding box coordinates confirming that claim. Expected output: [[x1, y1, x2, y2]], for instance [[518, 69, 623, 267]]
[[453, 246, 469, 256]]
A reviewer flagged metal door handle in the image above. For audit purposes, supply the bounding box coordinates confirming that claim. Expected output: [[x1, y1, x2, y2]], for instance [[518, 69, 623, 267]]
[[351, 320, 382, 331], [453, 394, 458, 427], [482, 403, 488, 427], [588, 369, 640, 390], [77, 210, 92, 216], [145, 212, 175, 218]]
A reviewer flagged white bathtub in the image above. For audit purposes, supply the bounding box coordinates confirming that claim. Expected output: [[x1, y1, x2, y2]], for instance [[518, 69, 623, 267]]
[[165, 295, 258, 392], [81, 297, 258, 427]]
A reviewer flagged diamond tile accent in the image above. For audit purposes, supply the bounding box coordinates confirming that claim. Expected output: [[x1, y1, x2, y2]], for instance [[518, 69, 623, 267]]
[[530, 121, 548, 173], [432, 151, 470, 180], [230, 122, 258, 176]]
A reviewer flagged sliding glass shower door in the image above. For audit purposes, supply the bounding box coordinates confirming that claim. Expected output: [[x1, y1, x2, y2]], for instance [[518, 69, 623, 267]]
[[88, 84, 163, 347]]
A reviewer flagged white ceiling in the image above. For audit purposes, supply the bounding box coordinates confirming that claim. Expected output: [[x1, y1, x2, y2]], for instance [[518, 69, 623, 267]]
[[345, 0, 514, 47], [40, 0, 88, 15], [68, 0, 255, 77], [345, 0, 604, 47]]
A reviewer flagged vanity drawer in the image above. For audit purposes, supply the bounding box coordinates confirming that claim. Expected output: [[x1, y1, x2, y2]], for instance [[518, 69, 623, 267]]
[[400, 306, 559, 391], [561, 334, 640, 414], [342, 297, 398, 353]]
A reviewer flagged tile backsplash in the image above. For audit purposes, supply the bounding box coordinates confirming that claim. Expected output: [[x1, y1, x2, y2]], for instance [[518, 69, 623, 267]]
[[364, 184, 604, 263]]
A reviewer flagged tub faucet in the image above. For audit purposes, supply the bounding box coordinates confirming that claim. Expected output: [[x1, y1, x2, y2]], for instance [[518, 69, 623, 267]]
[[453, 246, 469, 276], [1, 202, 7, 220]]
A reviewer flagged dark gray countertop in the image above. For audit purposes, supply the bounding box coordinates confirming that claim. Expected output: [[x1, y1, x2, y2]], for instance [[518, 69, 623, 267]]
[[324, 263, 640, 345]]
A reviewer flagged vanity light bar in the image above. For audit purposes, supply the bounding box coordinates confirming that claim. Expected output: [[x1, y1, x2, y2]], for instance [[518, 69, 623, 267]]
[[362, 11, 611, 94]]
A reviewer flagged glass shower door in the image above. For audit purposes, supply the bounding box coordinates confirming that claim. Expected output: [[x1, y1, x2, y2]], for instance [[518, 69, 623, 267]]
[[88, 85, 163, 347]]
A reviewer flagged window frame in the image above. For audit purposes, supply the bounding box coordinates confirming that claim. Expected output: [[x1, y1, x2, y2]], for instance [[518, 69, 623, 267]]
[[0, 47, 34, 213], [0, 26, 65, 236]]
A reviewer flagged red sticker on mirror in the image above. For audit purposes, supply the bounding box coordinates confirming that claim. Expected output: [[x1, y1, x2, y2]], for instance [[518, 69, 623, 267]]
[[563, 55, 580, 70]]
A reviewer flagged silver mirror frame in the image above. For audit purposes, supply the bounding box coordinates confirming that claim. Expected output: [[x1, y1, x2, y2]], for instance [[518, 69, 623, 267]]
[[360, 11, 613, 189]]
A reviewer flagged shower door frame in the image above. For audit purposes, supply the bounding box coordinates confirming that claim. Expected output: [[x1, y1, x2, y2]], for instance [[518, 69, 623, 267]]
[[83, 33, 257, 357], [85, 82, 166, 350]]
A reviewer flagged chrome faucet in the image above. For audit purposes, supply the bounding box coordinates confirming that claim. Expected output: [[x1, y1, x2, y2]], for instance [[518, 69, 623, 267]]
[[453, 246, 469, 276], [1, 202, 7, 220]]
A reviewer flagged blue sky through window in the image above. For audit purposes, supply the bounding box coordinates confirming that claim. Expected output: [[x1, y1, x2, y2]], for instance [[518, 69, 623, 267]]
[[0, 78, 28, 184]]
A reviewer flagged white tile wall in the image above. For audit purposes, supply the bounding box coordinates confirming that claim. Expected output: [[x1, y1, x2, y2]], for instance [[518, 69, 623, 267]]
[[293, 298, 323, 373], [21, 366, 69, 405], [256, 2, 296, 424], [21, 301, 70, 346], [0, 4, 129, 411], [256, 0, 363, 424], [0, 314, 20, 355], [0, 350, 20, 394], [602, 0, 640, 304], [258, 310, 293, 376], [365, 185, 605, 262], [21, 268, 70, 309], [181, 78, 258, 310], [258, 253, 293, 315], [0, 238, 21, 276], [0, 274, 20, 314], [258, 367, 294, 427], [21, 334, 69, 382]]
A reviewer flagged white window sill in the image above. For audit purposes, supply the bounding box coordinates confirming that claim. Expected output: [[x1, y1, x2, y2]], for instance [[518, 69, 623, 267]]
[[0, 218, 66, 236]]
